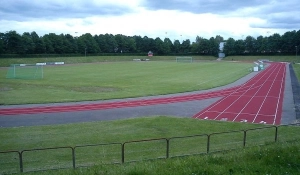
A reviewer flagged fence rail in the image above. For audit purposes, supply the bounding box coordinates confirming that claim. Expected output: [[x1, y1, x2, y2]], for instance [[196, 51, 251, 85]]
[[1, 124, 299, 174]]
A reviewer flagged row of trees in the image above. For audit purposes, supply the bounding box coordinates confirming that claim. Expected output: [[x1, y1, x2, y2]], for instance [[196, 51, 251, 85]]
[[0, 30, 299, 56], [223, 30, 300, 55]]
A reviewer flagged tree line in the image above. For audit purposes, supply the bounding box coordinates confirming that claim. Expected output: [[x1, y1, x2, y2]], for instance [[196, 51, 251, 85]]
[[0, 30, 299, 57]]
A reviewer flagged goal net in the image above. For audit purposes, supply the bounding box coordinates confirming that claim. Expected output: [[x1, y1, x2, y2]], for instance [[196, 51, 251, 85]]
[[6, 64, 44, 79], [176, 57, 193, 63]]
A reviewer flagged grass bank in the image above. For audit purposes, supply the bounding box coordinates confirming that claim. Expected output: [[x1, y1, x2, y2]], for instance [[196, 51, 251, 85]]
[[224, 55, 298, 62], [30, 141, 300, 175], [0, 56, 216, 67], [0, 117, 299, 174]]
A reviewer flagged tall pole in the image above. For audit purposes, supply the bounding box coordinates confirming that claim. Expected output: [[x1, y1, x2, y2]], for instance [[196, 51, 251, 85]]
[[85, 47, 87, 58]]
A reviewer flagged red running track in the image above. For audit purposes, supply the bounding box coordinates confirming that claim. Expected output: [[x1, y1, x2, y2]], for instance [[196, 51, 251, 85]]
[[193, 62, 286, 125], [0, 62, 286, 125], [0, 87, 239, 115]]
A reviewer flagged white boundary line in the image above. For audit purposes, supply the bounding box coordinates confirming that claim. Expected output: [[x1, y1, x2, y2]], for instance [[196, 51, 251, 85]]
[[251, 63, 284, 123], [273, 63, 286, 124], [194, 64, 275, 119], [227, 63, 280, 121]]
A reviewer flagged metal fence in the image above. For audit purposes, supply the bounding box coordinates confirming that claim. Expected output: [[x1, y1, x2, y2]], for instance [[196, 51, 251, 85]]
[[1, 124, 299, 174]]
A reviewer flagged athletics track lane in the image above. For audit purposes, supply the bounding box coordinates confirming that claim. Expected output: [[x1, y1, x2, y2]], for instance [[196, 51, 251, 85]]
[[0, 87, 240, 115], [193, 62, 286, 125]]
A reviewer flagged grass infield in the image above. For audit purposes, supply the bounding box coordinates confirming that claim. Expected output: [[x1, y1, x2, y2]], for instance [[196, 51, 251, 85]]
[[0, 60, 252, 105]]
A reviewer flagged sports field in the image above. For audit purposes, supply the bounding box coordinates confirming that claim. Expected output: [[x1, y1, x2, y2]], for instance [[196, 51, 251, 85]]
[[0, 61, 252, 105], [0, 57, 299, 174]]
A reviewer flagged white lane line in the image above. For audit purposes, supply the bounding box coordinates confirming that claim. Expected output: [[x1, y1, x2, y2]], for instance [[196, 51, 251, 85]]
[[214, 63, 280, 121], [251, 63, 284, 123], [273, 63, 286, 125], [194, 63, 277, 119], [232, 64, 281, 122]]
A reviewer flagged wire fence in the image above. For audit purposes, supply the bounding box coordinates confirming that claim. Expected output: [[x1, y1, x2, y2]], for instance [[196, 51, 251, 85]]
[[0, 123, 299, 174]]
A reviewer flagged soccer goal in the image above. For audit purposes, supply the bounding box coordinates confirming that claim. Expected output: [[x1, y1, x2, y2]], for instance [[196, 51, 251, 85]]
[[176, 57, 193, 63], [6, 64, 44, 79]]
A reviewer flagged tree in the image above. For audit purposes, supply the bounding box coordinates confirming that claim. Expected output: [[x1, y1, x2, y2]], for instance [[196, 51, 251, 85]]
[[234, 39, 246, 55], [115, 34, 127, 53], [27, 32, 46, 54], [244, 36, 256, 54], [2, 29, 300, 56], [4, 31, 22, 54], [215, 35, 224, 43], [127, 37, 137, 53], [133, 35, 144, 53], [0, 33, 4, 54], [43, 36, 54, 54], [223, 38, 236, 55], [95, 34, 108, 53], [64, 34, 77, 53], [173, 40, 181, 53], [198, 38, 210, 54], [154, 37, 164, 54], [255, 36, 264, 53], [163, 38, 172, 54], [78, 33, 100, 54], [21, 32, 35, 54], [43, 33, 64, 54], [270, 33, 282, 53], [104, 34, 118, 53], [181, 39, 191, 53], [209, 37, 219, 56]]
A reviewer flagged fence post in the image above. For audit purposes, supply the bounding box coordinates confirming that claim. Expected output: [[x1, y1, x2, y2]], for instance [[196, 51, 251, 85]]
[[121, 143, 125, 163], [243, 130, 247, 148], [19, 151, 23, 173], [72, 147, 76, 169], [275, 126, 278, 142], [166, 139, 169, 159], [207, 135, 210, 153]]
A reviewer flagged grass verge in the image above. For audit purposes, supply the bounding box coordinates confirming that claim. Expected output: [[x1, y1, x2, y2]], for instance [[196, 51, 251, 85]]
[[0, 117, 299, 174]]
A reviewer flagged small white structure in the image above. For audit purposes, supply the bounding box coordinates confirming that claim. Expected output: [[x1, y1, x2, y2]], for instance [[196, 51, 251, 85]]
[[148, 51, 153, 56]]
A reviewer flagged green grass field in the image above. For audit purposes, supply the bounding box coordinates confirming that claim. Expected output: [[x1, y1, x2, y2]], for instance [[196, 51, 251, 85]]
[[0, 60, 252, 105]]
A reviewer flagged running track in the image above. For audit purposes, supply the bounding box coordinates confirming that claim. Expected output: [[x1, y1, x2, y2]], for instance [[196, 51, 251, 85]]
[[0, 62, 286, 125], [193, 62, 285, 125]]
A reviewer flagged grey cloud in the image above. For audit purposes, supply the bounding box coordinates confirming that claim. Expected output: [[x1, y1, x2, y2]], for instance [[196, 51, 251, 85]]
[[249, 1, 300, 29], [0, 0, 131, 21], [143, 0, 300, 30], [143, 0, 265, 14]]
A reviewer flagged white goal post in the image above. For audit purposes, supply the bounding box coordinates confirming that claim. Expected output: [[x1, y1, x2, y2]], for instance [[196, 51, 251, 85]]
[[176, 57, 193, 63], [6, 64, 44, 79]]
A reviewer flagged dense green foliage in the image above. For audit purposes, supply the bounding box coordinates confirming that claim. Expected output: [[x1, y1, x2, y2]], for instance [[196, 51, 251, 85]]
[[223, 31, 300, 56], [0, 29, 300, 57]]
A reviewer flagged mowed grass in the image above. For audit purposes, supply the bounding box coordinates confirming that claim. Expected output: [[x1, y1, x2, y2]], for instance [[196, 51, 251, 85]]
[[225, 55, 298, 62], [0, 116, 299, 174], [0, 61, 252, 105], [293, 63, 300, 80]]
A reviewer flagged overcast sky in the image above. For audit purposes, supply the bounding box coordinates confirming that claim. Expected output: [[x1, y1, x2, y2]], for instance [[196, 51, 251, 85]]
[[0, 0, 299, 42]]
